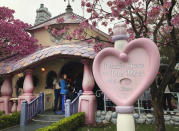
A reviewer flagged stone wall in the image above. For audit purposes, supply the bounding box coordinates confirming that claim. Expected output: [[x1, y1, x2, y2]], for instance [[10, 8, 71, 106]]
[[96, 110, 179, 125], [96, 110, 117, 124]]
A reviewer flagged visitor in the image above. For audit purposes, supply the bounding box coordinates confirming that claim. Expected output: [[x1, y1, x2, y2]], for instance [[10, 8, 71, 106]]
[[67, 79, 76, 101], [74, 74, 83, 93], [53, 78, 61, 111], [58, 77, 62, 110], [163, 84, 173, 113], [15, 77, 24, 97], [60, 74, 68, 113], [163, 71, 177, 114], [142, 88, 151, 113]]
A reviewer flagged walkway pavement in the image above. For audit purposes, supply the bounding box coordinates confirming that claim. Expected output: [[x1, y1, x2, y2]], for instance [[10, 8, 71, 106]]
[[2, 110, 65, 131]]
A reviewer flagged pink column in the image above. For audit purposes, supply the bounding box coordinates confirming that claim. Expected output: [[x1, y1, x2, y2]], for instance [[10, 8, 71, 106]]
[[0, 75, 13, 114], [22, 69, 34, 96], [17, 69, 35, 111], [78, 59, 96, 125]]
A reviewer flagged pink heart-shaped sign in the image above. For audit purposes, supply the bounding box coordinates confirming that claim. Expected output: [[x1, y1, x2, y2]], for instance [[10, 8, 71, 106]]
[[93, 38, 160, 106]]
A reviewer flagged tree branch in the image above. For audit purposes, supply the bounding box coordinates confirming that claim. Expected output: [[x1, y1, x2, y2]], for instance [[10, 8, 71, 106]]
[[166, 0, 177, 45], [153, 15, 165, 43], [128, 6, 139, 37]]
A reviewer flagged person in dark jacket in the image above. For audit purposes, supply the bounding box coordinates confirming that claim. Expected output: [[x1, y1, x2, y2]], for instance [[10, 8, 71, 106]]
[[53, 79, 61, 111]]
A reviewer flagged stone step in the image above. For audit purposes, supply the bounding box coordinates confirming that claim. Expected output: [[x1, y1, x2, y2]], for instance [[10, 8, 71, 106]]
[[32, 114, 65, 124], [31, 110, 65, 124]]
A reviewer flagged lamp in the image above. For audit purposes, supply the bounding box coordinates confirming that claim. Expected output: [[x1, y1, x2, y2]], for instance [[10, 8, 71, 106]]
[[41, 67, 46, 72]]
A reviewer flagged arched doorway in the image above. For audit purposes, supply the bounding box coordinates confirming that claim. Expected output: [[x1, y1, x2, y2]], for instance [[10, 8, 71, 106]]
[[60, 61, 83, 80], [59, 61, 83, 99], [46, 70, 57, 89]]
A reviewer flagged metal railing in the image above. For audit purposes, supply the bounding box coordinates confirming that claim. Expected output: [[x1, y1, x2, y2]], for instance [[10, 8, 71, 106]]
[[20, 92, 44, 126], [65, 90, 82, 117], [134, 92, 179, 114], [95, 89, 179, 114]]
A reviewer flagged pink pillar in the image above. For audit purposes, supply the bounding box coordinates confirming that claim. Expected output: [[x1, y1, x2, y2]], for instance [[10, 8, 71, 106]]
[[78, 59, 96, 125], [17, 69, 35, 111], [0, 76, 13, 114], [22, 69, 34, 96]]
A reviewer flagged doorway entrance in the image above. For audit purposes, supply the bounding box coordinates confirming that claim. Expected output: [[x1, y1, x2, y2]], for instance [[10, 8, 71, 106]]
[[59, 61, 83, 100]]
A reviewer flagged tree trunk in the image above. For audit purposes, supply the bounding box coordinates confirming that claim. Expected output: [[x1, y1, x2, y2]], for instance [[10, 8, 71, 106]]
[[151, 87, 165, 131]]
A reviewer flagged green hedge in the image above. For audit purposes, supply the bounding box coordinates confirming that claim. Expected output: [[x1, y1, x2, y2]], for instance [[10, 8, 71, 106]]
[[0, 111, 4, 116], [36, 112, 85, 131], [0, 112, 20, 130]]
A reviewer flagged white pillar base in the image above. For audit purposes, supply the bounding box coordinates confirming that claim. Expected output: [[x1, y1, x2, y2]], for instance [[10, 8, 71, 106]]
[[117, 113, 135, 131]]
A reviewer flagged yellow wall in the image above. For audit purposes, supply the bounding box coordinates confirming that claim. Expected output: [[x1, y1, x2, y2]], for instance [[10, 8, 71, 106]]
[[33, 28, 52, 47], [10, 23, 108, 110], [12, 57, 82, 110], [33, 58, 71, 94], [33, 24, 109, 47]]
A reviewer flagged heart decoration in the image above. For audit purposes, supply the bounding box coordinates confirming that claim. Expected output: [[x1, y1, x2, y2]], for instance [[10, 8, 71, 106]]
[[93, 38, 160, 106]]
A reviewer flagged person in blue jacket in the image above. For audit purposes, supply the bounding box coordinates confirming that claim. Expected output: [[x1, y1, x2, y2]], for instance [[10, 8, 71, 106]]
[[60, 74, 68, 112]]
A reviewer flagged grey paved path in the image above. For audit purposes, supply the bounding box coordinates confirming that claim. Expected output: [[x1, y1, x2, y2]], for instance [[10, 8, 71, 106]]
[[2, 110, 65, 131], [2, 122, 48, 131]]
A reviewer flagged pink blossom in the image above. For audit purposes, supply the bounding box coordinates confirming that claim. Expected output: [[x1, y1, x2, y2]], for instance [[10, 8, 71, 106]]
[[0, 6, 14, 21], [57, 17, 64, 23], [125, 20, 129, 24], [52, 28, 58, 35], [65, 34, 72, 40], [108, 28, 112, 34], [163, 1, 171, 9], [107, 1, 113, 7], [81, 0, 85, 7], [111, 7, 119, 17], [102, 21, 108, 26], [86, 2, 92, 7], [110, 18, 115, 22], [71, 15, 77, 20], [148, 6, 160, 17], [57, 29, 67, 35], [0, 6, 38, 55], [171, 14, 179, 27], [92, 21, 97, 27], [86, 39, 94, 43], [79, 20, 89, 28], [92, 12, 99, 18], [87, 8, 92, 13]]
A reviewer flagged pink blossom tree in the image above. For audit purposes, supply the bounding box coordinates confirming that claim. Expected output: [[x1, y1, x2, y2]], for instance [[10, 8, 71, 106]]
[[0, 7, 38, 57], [78, 0, 178, 131], [49, 1, 178, 129], [53, 0, 178, 130]]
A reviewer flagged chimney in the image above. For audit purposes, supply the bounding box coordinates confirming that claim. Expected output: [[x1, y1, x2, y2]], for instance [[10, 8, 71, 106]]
[[34, 4, 52, 25], [66, 4, 73, 13]]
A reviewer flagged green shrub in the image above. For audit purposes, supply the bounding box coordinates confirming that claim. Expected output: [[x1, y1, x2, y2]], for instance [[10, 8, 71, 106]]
[[0, 112, 20, 130], [0, 111, 5, 116], [36, 112, 85, 131]]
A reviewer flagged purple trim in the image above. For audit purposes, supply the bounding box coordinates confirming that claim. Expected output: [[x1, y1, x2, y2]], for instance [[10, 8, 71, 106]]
[[20, 92, 44, 126], [112, 35, 128, 42], [115, 106, 134, 113], [65, 90, 83, 117]]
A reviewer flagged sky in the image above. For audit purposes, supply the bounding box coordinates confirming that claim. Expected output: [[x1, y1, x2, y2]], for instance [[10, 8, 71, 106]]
[[0, 0, 86, 25], [0, 0, 115, 33]]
